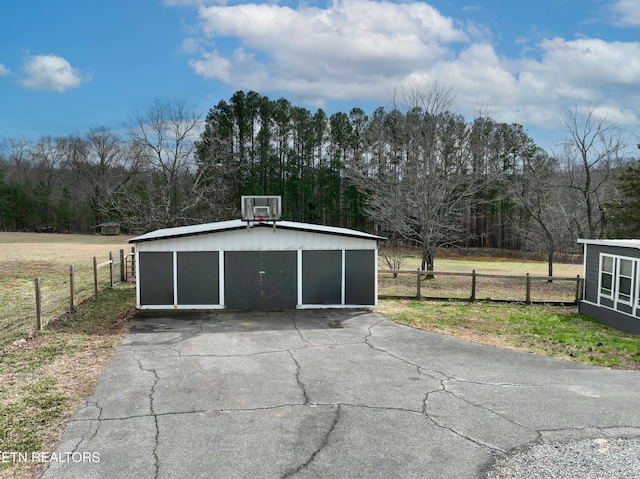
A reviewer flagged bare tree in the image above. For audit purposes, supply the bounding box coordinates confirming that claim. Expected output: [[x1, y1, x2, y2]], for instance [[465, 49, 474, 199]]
[[107, 99, 230, 231], [351, 84, 492, 272], [509, 148, 573, 277], [125, 99, 203, 229], [559, 104, 627, 239], [1, 137, 33, 184], [379, 236, 409, 277], [82, 127, 142, 224], [31, 136, 67, 190], [387, 79, 456, 117]]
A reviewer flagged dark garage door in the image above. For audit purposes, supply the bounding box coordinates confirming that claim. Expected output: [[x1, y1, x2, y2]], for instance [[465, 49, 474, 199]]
[[139, 252, 174, 305], [345, 250, 376, 305], [177, 251, 219, 305], [225, 251, 297, 309], [303, 250, 342, 304]]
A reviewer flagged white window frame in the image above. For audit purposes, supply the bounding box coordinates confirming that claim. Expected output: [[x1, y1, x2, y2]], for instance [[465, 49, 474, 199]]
[[598, 254, 615, 301], [635, 261, 640, 318], [598, 253, 640, 317], [617, 258, 634, 306]]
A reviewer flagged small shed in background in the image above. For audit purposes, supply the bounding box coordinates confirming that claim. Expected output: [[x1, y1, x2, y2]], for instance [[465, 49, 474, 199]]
[[129, 219, 384, 311], [94, 222, 121, 235], [578, 238, 640, 334]]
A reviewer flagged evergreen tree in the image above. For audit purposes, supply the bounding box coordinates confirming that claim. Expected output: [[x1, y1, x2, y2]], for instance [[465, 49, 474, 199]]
[[606, 158, 640, 238], [56, 187, 74, 232]]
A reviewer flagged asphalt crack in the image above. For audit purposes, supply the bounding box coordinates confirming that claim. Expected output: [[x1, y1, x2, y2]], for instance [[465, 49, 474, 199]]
[[291, 315, 312, 345], [441, 378, 536, 432], [76, 400, 104, 448], [133, 354, 161, 479], [281, 404, 341, 478], [362, 322, 528, 456], [288, 350, 310, 405], [363, 322, 450, 382]]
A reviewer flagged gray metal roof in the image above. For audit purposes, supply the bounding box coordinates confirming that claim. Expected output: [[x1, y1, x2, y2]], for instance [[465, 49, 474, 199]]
[[129, 219, 385, 243]]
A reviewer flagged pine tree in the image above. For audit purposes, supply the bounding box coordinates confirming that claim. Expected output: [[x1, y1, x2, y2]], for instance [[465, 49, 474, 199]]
[[606, 157, 640, 238]]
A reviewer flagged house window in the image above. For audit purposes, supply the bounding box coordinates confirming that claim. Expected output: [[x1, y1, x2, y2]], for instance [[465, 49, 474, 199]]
[[618, 258, 633, 305], [599, 255, 614, 299], [598, 253, 640, 317]]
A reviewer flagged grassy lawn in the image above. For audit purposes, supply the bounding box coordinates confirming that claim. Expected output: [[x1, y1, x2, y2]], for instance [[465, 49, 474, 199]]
[[378, 250, 583, 303], [0, 232, 133, 350], [0, 285, 135, 479], [378, 299, 640, 370], [380, 252, 582, 276]]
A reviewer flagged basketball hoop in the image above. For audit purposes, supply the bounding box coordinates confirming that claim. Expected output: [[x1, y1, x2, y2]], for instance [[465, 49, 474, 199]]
[[241, 196, 282, 230]]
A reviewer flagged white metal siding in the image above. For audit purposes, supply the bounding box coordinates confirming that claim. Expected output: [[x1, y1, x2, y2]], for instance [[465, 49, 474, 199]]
[[134, 227, 377, 253]]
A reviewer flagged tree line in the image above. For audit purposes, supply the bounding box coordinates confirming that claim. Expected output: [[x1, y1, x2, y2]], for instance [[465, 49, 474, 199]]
[[0, 87, 637, 270]]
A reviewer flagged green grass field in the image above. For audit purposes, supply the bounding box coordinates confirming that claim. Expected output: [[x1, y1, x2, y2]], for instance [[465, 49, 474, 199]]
[[0, 232, 133, 350]]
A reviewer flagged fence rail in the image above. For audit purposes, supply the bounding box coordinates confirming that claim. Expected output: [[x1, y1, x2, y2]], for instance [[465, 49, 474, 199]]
[[379, 269, 584, 304], [27, 261, 581, 333], [33, 248, 135, 330]]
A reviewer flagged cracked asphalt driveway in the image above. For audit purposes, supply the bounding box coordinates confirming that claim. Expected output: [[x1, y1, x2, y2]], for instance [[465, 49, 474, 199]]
[[38, 310, 640, 478]]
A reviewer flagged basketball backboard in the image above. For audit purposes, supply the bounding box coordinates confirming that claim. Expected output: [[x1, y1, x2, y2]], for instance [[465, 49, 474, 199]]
[[241, 196, 282, 222]]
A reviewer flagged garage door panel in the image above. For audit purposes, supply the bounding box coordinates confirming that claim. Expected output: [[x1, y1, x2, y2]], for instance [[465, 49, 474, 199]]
[[303, 250, 342, 304], [225, 251, 297, 309], [345, 250, 375, 305], [261, 251, 297, 309], [139, 252, 174, 305], [225, 252, 262, 309], [177, 251, 219, 305]]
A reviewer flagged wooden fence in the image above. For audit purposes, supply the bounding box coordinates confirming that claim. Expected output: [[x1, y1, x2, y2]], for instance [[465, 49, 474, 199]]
[[379, 269, 584, 305], [34, 248, 135, 330]]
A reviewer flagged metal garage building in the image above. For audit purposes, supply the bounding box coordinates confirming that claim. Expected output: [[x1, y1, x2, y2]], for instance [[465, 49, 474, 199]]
[[129, 219, 384, 310]]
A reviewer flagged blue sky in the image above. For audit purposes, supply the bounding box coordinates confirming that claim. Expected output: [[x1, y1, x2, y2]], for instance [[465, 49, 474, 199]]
[[0, 0, 638, 154]]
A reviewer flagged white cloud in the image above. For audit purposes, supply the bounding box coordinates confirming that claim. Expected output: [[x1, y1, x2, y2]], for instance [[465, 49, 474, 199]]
[[173, 0, 639, 135], [19, 54, 91, 92], [191, 0, 466, 95], [609, 0, 640, 27], [0, 64, 9, 76], [532, 38, 640, 89], [504, 37, 640, 127]]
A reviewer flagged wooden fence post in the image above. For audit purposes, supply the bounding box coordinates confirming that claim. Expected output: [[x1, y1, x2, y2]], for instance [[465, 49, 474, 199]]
[[109, 252, 114, 288], [525, 273, 531, 304], [131, 246, 136, 281], [120, 249, 125, 282], [35, 278, 43, 330], [416, 268, 421, 299], [471, 270, 476, 302], [575, 275, 582, 302], [93, 256, 98, 295], [69, 265, 75, 312]]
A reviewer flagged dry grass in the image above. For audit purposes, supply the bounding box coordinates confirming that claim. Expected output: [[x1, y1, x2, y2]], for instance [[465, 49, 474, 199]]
[[0, 233, 137, 478], [378, 252, 582, 303], [0, 285, 135, 479], [0, 233, 133, 350]]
